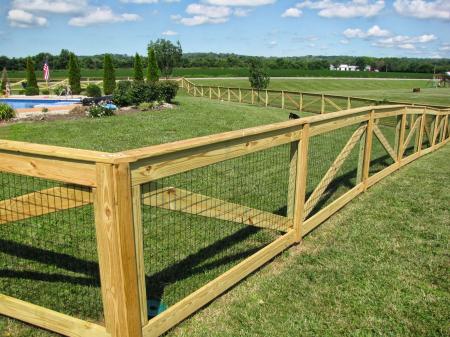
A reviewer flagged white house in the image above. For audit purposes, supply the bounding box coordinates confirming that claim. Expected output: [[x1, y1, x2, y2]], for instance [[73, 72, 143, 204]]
[[330, 64, 360, 71]]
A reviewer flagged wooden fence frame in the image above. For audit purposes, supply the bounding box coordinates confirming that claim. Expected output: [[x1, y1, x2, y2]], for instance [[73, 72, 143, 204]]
[[179, 77, 449, 113], [0, 104, 449, 337]]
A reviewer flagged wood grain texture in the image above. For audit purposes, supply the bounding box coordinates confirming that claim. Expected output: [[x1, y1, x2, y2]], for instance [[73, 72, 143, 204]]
[[94, 163, 143, 337], [0, 152, 97, 187], [0, 294, 110, 337], [373, 124, 397, 162], [142, 185, 292, 232]]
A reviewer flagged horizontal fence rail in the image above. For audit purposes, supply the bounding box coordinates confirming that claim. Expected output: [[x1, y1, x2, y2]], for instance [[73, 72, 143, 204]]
[[179, 77, 450, 113], [0, 103, 448, 337]]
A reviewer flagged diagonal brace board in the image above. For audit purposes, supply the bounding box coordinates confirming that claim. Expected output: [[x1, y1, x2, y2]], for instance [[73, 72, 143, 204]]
[[285, 93, 300, 108], [373, 124, 397, 162], [325, 98, 344, 112], [303, 125, 367, 218], [302, 97, 321, 110], [142, 185, 292, 232], [402, 116, 421, 154], [0, 186, 91, 225]]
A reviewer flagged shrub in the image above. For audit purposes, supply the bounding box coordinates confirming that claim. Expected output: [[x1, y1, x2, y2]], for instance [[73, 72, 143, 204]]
[[134, 53, 144, 82], [128, 82, 160, 105], [157, 81, 178, 102], [87, 104, 115, 118], [0, 103, 15, 120], [138, 101, 161, 111], [42, 107, 49, 113], [248, 58, 270, 90], [26, 57, 39, 90], [25, 86, 39, 96], [1, 67, 8, 92], [147, 48, 160, 82], [112, 81, 132, 106], [86, 84, 102, 97], [68, 53, 81, 94], [103, 54, 116, 95], [41, 89, 50, 95]]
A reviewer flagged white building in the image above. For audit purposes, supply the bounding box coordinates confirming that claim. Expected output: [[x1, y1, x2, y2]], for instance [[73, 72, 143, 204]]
[[330, 64, 360, 71]]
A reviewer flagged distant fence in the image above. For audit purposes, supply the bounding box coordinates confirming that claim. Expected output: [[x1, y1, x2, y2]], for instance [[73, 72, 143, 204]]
[[0, 102, 449, 337], [179, 78, 449, 113]]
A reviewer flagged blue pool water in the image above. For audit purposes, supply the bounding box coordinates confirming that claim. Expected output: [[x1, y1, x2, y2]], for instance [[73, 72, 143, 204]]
[[0, 98, 81, 109]]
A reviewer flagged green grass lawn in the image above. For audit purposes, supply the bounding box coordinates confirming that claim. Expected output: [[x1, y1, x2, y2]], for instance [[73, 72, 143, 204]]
[[167, 144, 450, 337], [191, 78, 450, 107], [0, 93, 447, 337]]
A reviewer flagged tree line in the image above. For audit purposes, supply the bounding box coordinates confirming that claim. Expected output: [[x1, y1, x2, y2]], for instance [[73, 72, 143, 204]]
[[1, 50, 449, 74]]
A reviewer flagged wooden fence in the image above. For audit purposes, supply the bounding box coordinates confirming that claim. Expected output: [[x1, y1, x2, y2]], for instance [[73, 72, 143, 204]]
[[179, 77, 449, 113], [0, 104, 449, 337]]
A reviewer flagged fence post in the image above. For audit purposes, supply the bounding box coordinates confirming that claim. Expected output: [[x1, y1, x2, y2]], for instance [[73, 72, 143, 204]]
[[265, 90, 268, 107], [432, 115, 440, 147], [397, 108, 408, 161], [209, 87, 212, 100], [94, 163, 143, 337], [356, 110, 374, 190], [218, 87, 221, 101], [201, 86, 204, 97], [292, 124, 310, 242], [321, 94, 325, 114], [347, 97, 351, 110], [299, 93, 303, 113], [281, 91, 285, 109], [239, 88, 242, 103], [442, 114, 449, 141], [416, 110, 426, 154], [228, 88, 231, 102]]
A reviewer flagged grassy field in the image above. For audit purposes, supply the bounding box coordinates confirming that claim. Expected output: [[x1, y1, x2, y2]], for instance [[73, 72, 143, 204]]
[[7, 68, 433, 80], [0, 94, 448, 336], [191, 78, 450, 107]]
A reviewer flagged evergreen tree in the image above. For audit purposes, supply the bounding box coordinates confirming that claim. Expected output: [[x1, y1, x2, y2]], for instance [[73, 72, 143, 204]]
[[26, 57, 38, 89], [133, 53, 144, 82], [103, 54, 116, 95], [147, 47, 160, 82], [68, 53, 81, 94], [1, 67, 8, 92], [248, 58, 270, 90], [148, 39, 182, 78]]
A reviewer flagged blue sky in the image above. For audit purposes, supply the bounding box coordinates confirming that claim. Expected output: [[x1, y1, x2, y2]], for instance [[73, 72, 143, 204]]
[[0, 0, 449, 58]]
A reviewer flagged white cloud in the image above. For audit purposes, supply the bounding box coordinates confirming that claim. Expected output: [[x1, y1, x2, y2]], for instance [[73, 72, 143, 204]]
[[121, 0, 159, 3], [11, 0, 87, 14], [172, 14, 229, 25], [398, 43, 415, 49], [202, 0, 276, 6], [7, 9, 48, 28], [282, 8, 303, 17], [234, 8, 251, 16], [68, 7, 141, 27], [268, 40, 278, 47], [394, 0, 450, 20], [439, 43, 450, 51], [186, 4, 232, 18], [296, 0, 385, 18], [340, 39, 350, 44], [162, 30, 178, 35], [343, 25, 390, 38]]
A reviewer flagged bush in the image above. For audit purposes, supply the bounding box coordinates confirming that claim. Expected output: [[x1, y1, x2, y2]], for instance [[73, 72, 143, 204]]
[[112, 81, 132, 106], [0, 103, 15, 120], [113, 80, 178, 107], [157, 81, 178, 103], [138, 101, 161, 111], [86, 84, 102, 97], [25, 86, 39, 96], [87, 104, 115, 118], [41, 89, 50, 95]]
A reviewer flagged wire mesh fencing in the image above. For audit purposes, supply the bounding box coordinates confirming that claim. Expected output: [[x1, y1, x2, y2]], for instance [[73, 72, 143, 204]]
[[0, 171, 103, 324], [370, 115, 398, 176], [138, 143, 292, 315]]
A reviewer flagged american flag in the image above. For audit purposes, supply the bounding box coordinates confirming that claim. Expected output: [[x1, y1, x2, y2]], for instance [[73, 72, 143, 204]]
[[43, 60, 50, 81]]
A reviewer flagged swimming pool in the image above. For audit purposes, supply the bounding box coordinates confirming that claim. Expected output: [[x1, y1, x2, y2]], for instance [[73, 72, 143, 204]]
[[0, 98, 81, 109]]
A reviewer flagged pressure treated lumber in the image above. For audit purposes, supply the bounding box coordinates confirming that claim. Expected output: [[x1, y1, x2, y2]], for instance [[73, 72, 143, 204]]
[[0, 294, 110, 337], [373, 125, 397, 162], [142, 185, 292, 232]]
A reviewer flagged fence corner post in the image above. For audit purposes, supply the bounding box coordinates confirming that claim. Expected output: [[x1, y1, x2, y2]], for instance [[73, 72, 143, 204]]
[[94, 162, 143, 337], [358, 110, 375, 191]]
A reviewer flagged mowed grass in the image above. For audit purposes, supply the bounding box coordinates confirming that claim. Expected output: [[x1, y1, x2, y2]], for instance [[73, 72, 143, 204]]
[[167, 144, 450, 337], [191, 78, 450, 107], [0, 92, 448, 336]]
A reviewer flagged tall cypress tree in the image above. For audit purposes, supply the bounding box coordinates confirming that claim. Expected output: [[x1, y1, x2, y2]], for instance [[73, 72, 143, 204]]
[[134, 53, 144, 82], [26, 57, 38, 89], [147, 48, 160, 82], [68, 53, 81, 94], [103, 54, 116, 95], [1, 67, 8, 92]]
